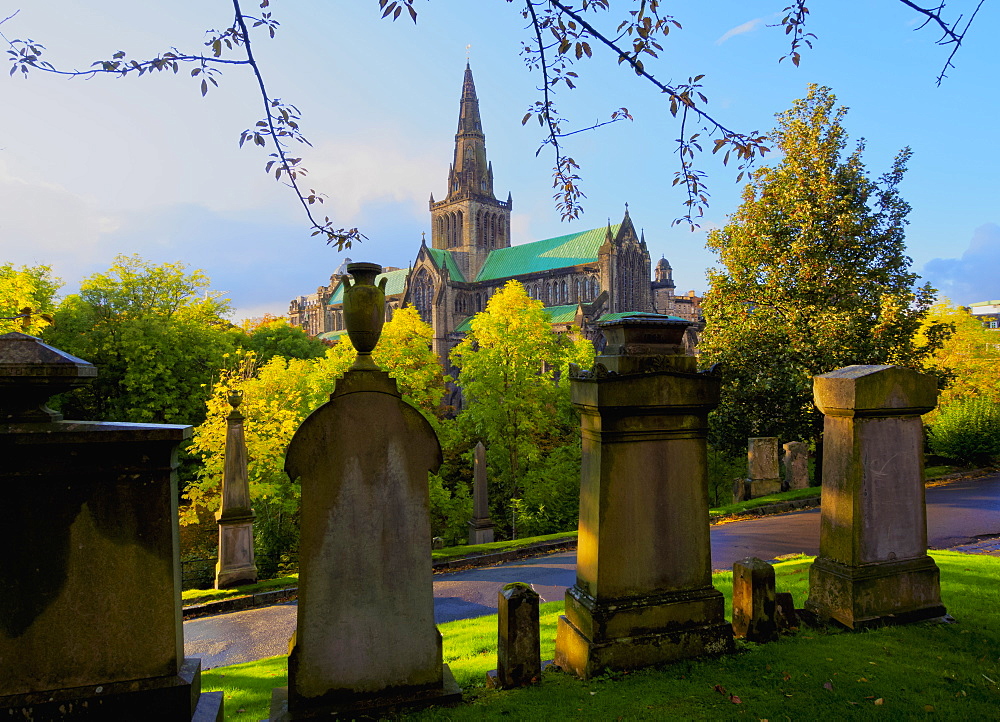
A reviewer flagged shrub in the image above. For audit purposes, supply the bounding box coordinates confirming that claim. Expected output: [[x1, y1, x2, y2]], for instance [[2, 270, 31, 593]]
[[927, 397, 1000, 466], [707, 445, 745, 507]]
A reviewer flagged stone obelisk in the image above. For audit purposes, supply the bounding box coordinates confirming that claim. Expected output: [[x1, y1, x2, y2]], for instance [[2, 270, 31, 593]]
[[215, 393, 258, 589], [468, 441, 495, 544]]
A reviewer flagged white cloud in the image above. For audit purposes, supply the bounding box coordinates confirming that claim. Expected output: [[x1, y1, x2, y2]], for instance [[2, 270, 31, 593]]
[[922, 223, 1000, 305], [716, 18, 765, 45]]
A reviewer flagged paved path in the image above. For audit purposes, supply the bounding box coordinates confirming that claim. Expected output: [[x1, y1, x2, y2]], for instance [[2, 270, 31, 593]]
[[184, 472, 1000, 669]]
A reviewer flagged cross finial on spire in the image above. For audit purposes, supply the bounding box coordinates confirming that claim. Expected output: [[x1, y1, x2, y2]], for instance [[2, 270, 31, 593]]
[[466, 44, 472, 61]]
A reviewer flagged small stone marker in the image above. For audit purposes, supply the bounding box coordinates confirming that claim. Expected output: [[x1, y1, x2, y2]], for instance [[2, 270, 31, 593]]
[[431, 537, 445, 550], [487, 583, 541, 689], [782, 441, 809, 491], [806, 364, 946, 629], [747, 437, 781, 498], [215, 393, 258, 589], [468, 441, 495, 544], [732, 557, 778, 643], [775, 592, 799, 631], [732, 477, 749, 504]]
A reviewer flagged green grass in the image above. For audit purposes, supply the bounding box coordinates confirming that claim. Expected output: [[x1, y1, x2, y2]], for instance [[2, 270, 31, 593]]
[[709, 487, 820, 518], [430, 531, 578, 563], [202, 551, 1000, 721], [181, 575, 299, 606]]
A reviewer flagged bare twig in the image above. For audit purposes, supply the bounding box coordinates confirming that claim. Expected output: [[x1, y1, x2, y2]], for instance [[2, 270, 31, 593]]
[[898, 0, 986, 84]]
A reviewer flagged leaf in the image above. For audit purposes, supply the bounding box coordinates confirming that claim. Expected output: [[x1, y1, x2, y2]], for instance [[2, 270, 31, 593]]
[[729, 694, 742, 704], [823, 681, 833, 691], [874, 698, 884, 706], [713, 684, 727, 695]]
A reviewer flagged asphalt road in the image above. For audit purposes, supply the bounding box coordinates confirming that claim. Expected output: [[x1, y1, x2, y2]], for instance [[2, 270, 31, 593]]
[[184, 472, 1000, 669]]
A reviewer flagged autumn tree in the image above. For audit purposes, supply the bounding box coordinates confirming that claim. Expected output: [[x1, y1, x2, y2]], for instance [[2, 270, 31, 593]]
[[451, 280, 594, 537], [0, 264, 60, 335], [239, 315, 329, 366], [918, 298, 1000, 406], [700, 85, 941, 453], [42, 254, 239, 425]]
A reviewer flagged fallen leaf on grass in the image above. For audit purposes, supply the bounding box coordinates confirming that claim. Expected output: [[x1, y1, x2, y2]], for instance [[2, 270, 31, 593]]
[[823, 682, 834, 691], [874, 698, 884, 706], [857, 677, 868, 682], [730, 694, 742, 704], [714, 684, 728, 695], [782, 672, 791, 682], [924, 705, 935, 712]]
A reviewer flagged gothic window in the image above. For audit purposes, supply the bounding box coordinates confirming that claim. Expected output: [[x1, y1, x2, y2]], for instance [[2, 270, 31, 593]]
[[476, 293, 483, 312], [457, 210, 464, 246], [561, 280, 567, 304], [575, 279, 581, 303], [412, 269, 434, 323]]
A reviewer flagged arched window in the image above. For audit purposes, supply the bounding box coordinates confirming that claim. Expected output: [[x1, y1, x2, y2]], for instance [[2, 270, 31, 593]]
[[561, 280, 567, 304], [412, 268, 434, 322], [457, 210, 464, 247], [476, 293, 483, 312]]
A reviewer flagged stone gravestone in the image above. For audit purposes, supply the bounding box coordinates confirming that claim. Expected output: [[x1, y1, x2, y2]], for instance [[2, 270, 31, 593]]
[[806, 365, 945, 629], [782, 441, 809, 491], [487, 583, 541, 689], [0, 332, 222, 720], [215, 393, 258, 589], [554, 314, 734, 679], [468, 441, 495, 544], [270, 263, 460, 720], [731, 558, 778, 643], [747, 437, 781, 498]]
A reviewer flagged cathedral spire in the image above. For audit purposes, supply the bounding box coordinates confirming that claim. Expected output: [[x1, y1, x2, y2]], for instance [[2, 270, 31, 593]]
[[446, 63, 493, 200]]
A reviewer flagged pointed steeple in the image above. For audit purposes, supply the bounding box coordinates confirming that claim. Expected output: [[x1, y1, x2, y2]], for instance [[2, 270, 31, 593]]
[[446, 63, 493, 200]]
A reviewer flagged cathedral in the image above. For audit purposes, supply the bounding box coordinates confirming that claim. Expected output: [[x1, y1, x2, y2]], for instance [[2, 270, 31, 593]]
[[288, 64, 701, 360]]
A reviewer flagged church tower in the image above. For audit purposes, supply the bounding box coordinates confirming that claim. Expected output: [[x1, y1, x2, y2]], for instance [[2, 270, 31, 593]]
[[429, 63, 512, 281]]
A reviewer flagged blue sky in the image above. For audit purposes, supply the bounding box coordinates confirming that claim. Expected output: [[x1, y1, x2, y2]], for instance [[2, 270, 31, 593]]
[[2, 1, 997, 319]]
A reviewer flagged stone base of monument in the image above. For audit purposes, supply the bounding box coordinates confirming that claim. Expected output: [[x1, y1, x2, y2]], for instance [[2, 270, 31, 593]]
[[268, 666, 461, 720], [468, 518, 495, 545], [554, 586, 734, 680], [748, 478, 782, 498], [0, 658, 223, 721], [805, 555, 946, 630]]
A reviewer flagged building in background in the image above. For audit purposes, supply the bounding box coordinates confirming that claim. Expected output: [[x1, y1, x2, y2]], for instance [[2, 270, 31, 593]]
[[289, 64, 701, 358], [969, 300, 1000, 330]]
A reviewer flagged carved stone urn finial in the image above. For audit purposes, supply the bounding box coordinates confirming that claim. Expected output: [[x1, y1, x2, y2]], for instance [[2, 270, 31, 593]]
[[342, 262, 387, 371]]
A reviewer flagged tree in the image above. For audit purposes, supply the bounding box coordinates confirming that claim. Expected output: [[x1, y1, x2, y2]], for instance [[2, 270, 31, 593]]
[[700, 85, 941, 453], [42, 254, 239, 425], [0, 264, 60, 335], [4, 2, 981, 235], [451, 280, 594, 537], [918, 298, 1000, 406], [240, 315, 329, 366]]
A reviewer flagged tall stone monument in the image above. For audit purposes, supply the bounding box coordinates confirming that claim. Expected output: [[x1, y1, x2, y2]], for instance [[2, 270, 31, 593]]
[[806, 364, 945, 629], [747, 437, 781, 497], [214, 393, 258, 589], [554, 314, 734, 679], [0, 332, 222, 720], [270, 263, 460, 720], [468, 441, 495, 544]]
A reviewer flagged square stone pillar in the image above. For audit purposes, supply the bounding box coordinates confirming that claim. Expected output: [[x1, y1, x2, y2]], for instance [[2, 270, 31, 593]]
[[0, 332, 222, 720], [554, 315, 733, 679], [215, 394, 257, 589], [732, 558, 778, 643], [782, 441, 809, 490], [747, 437, 781, 497], [468, 441, 494, 545], [806, 364, 945, 629], [487, 583, 541, 689]]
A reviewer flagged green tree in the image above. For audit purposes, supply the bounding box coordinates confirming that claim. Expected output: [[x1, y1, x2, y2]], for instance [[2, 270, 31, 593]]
[[0, 264, 61, 335], [700, 85, 940, 453], [240, 316, 329, 366], [451, 280, 594, 537], [43, 254, 239, 425], [918, 299, 1000, 407]]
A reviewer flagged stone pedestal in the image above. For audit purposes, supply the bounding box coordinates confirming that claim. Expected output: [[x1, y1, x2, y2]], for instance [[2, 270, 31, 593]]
[[747, 437, 781, 497], [0, 332, 222, 721], [487, 583, 541, 689], [554, 315, 734, 680], [215, 395, 257, 589], [782, 440, 809, 490], [468, 441, 494, 545], [805, 364, 945, 629], [271, 264, 460, 720]]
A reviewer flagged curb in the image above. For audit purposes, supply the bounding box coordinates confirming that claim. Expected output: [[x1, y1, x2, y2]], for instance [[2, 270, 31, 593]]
[[183, 587, 299, 619]]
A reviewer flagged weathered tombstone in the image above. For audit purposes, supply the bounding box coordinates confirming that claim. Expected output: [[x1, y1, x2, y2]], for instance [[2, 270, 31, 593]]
[[486, 583, 541, 689], [468, 441, 495, 544], [747, 437, 781, 498], [775, 592, 799, 631], [214, 392, 258, 589], [806, 365, 946, 629], [554, 314, 734, 679], [731, 558, 778, 643], [269, 263, 460, 721], [0, 332, 223, 720], [732, 477, 749, 503], [782, 441, 809, 491]]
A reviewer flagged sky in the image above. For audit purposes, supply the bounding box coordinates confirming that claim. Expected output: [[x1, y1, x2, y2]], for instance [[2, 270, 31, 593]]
[[2, 1, 997, 320]]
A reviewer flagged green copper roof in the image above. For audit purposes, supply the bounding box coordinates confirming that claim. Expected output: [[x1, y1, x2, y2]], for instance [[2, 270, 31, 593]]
[[427, 248, 466, 282], [475, 224, 617, 282], [596, 312, 686, 323], [327, 267, 409, 306], [452, 303, 580, 335]]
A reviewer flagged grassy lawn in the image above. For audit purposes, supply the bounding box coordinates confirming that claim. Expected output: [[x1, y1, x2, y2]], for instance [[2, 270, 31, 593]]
[[202, 551, 1000, 720], [181, 575, 300, 606]]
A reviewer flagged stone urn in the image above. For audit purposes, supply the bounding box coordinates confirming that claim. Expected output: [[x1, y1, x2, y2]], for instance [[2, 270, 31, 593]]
[[342, 262, 388, 370]]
